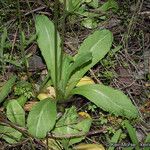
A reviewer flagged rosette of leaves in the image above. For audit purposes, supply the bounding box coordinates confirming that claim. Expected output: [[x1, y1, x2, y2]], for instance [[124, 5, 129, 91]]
[[26, 15, 139, 140]]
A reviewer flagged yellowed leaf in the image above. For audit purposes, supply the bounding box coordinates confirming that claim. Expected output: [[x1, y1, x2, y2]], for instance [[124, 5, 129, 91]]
[[74, 143, 105, 150], [76, 76, 95, 87], [145, 83, 150, 87], [78, 112, 91, 119], [37, 86, 56, 100], [37, 93, 49, 100]]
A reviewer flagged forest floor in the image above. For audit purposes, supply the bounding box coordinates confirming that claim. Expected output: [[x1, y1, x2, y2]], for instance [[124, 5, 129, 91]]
[[0, 0, 150, 150]]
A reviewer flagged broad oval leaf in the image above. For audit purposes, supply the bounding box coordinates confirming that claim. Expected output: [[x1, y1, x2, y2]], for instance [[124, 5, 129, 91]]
[[71, 84, 139, 119], [27, 98, 57, 138], [0, 75, 16, 103], [66, 30, 113, 97], [36, 15, 61, 86], [6, 100, 25, 127]]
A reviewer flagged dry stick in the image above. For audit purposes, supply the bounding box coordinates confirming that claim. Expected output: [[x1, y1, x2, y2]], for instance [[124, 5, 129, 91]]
[[25, 0, 36, 21], [3, 138, 30, 148], [48, 128, 106, 139], [126, 90, 144, 120], [127, 91, 150, 132], [89, 69, 101, 84], [0, 112, 106, 143], [139, 11, 150, 15], [25, 6, 46, 16]]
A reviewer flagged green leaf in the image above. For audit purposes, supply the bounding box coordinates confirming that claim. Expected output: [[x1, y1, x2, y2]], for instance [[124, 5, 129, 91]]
[[60, 0, 85, 12], [27, 98, 57, 138], [36, 15, 61, 87], [69, 118, 92, 146], [81, 18, 98, 29], [62, 52, 92, 89], [52, 106, 92, 146], [66, 30, 113, 97], [25, 34, 37, 47], [1, 58, 21, 67], [59, 53, 92, 94], [144, 134, 150, 150], [145, 134, 150, 143], [108, 129, 122, 150], [122, 148, 134, 150], [124, 120, 140, 150], [109, 45, 122, 57], [59, 54, 74, 91], [71, 84, 139, 118], [100, 0, 119, 12], [6, 100, 25, 127], [88, 0, 99, 8], [17, 95, 28, 107], [68, 52, 92, 77], [0, 76, 16, 103], [79, 11, 99, 18], [0, 27, 7, 57], [0, 125, 22, 144], [61, 54, 74, 77]]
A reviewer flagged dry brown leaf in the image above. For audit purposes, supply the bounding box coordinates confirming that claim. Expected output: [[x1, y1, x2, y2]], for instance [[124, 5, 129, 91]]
[[24, 101, 38, 111]]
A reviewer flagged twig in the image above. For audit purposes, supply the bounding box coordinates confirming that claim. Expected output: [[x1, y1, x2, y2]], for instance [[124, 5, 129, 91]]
[[126, 91, 144, 121], [139, 11, 150, 15], [25, 6, 46, 16], [48, 128, 106, 139], [89, 69, 101, 84]]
